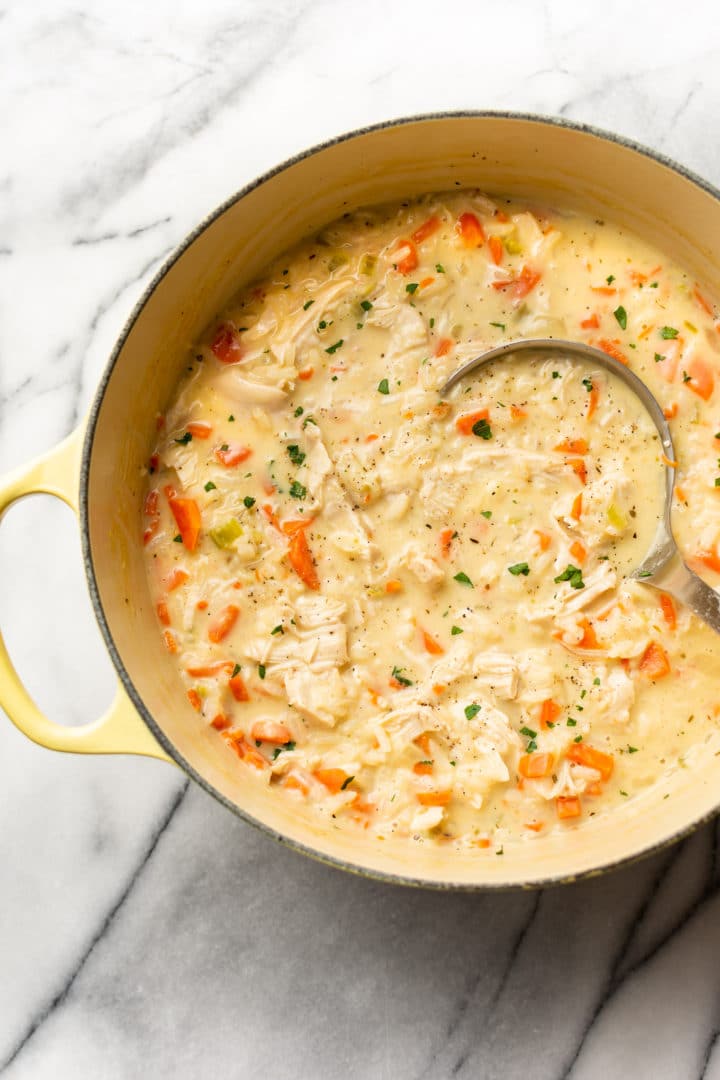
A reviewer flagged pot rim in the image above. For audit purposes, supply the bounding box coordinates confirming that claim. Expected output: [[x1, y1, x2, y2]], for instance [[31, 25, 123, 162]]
[[79, 109, 720, 891]]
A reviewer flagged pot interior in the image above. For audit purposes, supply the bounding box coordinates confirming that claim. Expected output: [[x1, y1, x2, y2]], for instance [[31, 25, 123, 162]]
[[85, 115, 720, 887]]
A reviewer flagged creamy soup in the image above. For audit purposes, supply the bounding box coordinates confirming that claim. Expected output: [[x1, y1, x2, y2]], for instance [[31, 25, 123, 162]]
[[142, 192, 720, 851]]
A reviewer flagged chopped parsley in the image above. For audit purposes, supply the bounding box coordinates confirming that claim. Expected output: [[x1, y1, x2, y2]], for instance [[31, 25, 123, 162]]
[[204, 481, 217, 492], [593, 677, 601, 686], [173, 534, 182, 543], [231, 663, 241, 677], [258, 664, 266, 680], [175, 432, 192, 445], [526, 740, 538, 753], [628, 745, 639, 754], [472, 417, 492, 439], [582, 377, 593, 393], [377, 378, 390, 395], [508, 562, 530, 576], [660, 326, 679, 339], [453, 571, 474, 587], [289, 480, 307, 500], [573, 734, 583, 743], [360, 299, 373, 311], [654, 352, 665, 363], [406, 282, 419, 294], [271, 625, 284, 635], [465, 703, 482, 720], [243, 495, 255, 508], [552, 371, 561, 379], [325, 339, 344, 354], [451, 626, 464, 635], [613, 305, 627, 330], [490, 321, 506, 331], [435, 263, 445, 273], [480, 510, 492, 519], [682, 370, 691, 383], [554, 564, 585, 589], [287, 444, 306, 467], [294, 406, 304, 417], [391, 666, 413, 687], [341, 775, 354, 790], [303, 299, 314, 310], [429, 317, 435, 328], [606, 274, 615, 284], [567, 718, 577, 727], [272, 740, 296, 760], [520, 726, 537, 738], [317, 320, 328, 330]]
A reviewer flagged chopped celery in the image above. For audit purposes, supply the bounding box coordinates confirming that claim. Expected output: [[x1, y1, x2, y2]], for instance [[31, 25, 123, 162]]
[[607, 503, 627, 530], [209, 518, 243, 549]]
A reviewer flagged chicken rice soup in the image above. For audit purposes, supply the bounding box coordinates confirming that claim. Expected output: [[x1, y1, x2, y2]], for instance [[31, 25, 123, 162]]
[[142, 192, 720, 851]]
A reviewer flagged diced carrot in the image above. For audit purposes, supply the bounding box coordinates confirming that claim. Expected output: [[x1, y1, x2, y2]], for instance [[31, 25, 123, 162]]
[[412, 215, 441, 245], [518, 752, 554, 779], [474, 837, 492, 848], [283, 772, 311, 795], [596, 338, 629, 365], [555, 438, 589, 454], [208, 604, 240, 643], [185, 660, 234, 677], [211, 322, 243, 364], [496, 210, 510, 223], [570, 540, 587, 564], [223, 732, 267, 769], [210, 713, 231, 731], [298, 365, 314, 381], [585, 781, 603, 797], [149, 453, 160, 473], [165, 568, 189, 591], [675, 485, 687, 502], [587, 385, 601, 421], [488, 235, 504, 265], [156, 601, 170, 627], [591, 286, 616, 296], [413, 761, 434, 776], [456, 409, 489, 435], [524, 821, 545, 832], [421, 629, 445, 656], [385, 578, 404, 594], [417, 790, 452, 807], [435, 337, 454, 357], [661, 453, 678, 469], [510, 405, 527, 420], [281, 518, 314, 536], [566, 743, 614, 781], [556, 795, 582, 819], [432, 402, 451, 418], [365, 433, 380, 443], [415, 733, 432, 756], [686, 357, 714, 401], [577, 617, 601, 650], [432, 683, 446, 696], [155, 415, 165, 431], [492, 265, 541, 299], [167, 494, 201, 552], [261, 504, 281, 530], [535, 530, 552, 552], [251, 720, 292, 744], [570, 493, 583, 520], [439, 527, 454, 558], [196, 600, 208, 611], [629, 270, 648, 285], [287, 528, 320, 590], [694, 285, 714, 316], [228, 674, 250, 702], [568, 458, 588, 485], [581, 313, 600, 329], [539, 699, 562, 728], [313, 768, 349, 794], [162, 630, 177, 654], [420, 276, 435, 289], [187, 421, 212, 439], [638, 640, 671, 679], [262, 480, 276, 495], [664, 402, 679, 419], [187, 689, 202, 712], [655, 340, 680, 382], [457, 211, 485, 247], [659, 593, 677, 631], [390, 238, 418, 275], [214, 443, 252, 467], [638, 324, 653, 340], [697, 548, 720, 573]]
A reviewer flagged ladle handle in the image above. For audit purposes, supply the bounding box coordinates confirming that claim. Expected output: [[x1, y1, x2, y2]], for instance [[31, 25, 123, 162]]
[[647, 553, 720, 633]]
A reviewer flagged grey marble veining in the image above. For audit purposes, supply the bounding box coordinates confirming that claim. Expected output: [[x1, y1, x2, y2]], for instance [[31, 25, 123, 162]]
[[3, 1, 720, 1077]]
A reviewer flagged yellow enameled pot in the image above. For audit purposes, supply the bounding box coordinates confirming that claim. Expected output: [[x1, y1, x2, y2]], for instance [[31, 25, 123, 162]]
[[3, 113, 720, 889]]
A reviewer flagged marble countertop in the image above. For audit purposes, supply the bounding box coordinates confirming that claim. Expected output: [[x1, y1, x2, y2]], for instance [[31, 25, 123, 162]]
[[3, 2, 720, 1077]]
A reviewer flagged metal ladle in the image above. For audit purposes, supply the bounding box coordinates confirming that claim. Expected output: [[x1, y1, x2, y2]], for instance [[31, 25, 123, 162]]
[[441, 338, 720, 634]]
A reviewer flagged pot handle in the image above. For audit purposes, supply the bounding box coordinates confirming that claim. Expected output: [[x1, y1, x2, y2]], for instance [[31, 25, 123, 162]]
[[0, 429, 174, 763]]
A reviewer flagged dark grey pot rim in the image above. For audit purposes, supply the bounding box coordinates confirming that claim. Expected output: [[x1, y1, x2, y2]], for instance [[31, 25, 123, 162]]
[[79, 109, 720, 892]]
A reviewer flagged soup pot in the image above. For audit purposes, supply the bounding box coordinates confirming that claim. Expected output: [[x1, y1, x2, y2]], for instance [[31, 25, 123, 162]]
[[2, 112, 720, 890]]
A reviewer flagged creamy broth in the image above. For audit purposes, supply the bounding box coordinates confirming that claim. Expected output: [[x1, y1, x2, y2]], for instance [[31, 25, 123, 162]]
[[142, 192, 720, 851]]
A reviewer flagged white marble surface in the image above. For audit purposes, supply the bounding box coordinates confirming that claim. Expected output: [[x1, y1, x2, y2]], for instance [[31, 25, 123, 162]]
[[3, 1, 720, 1076]]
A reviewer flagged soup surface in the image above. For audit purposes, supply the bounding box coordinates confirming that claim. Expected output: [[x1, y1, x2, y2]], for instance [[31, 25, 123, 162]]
[[142, 192, 720, 851]]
